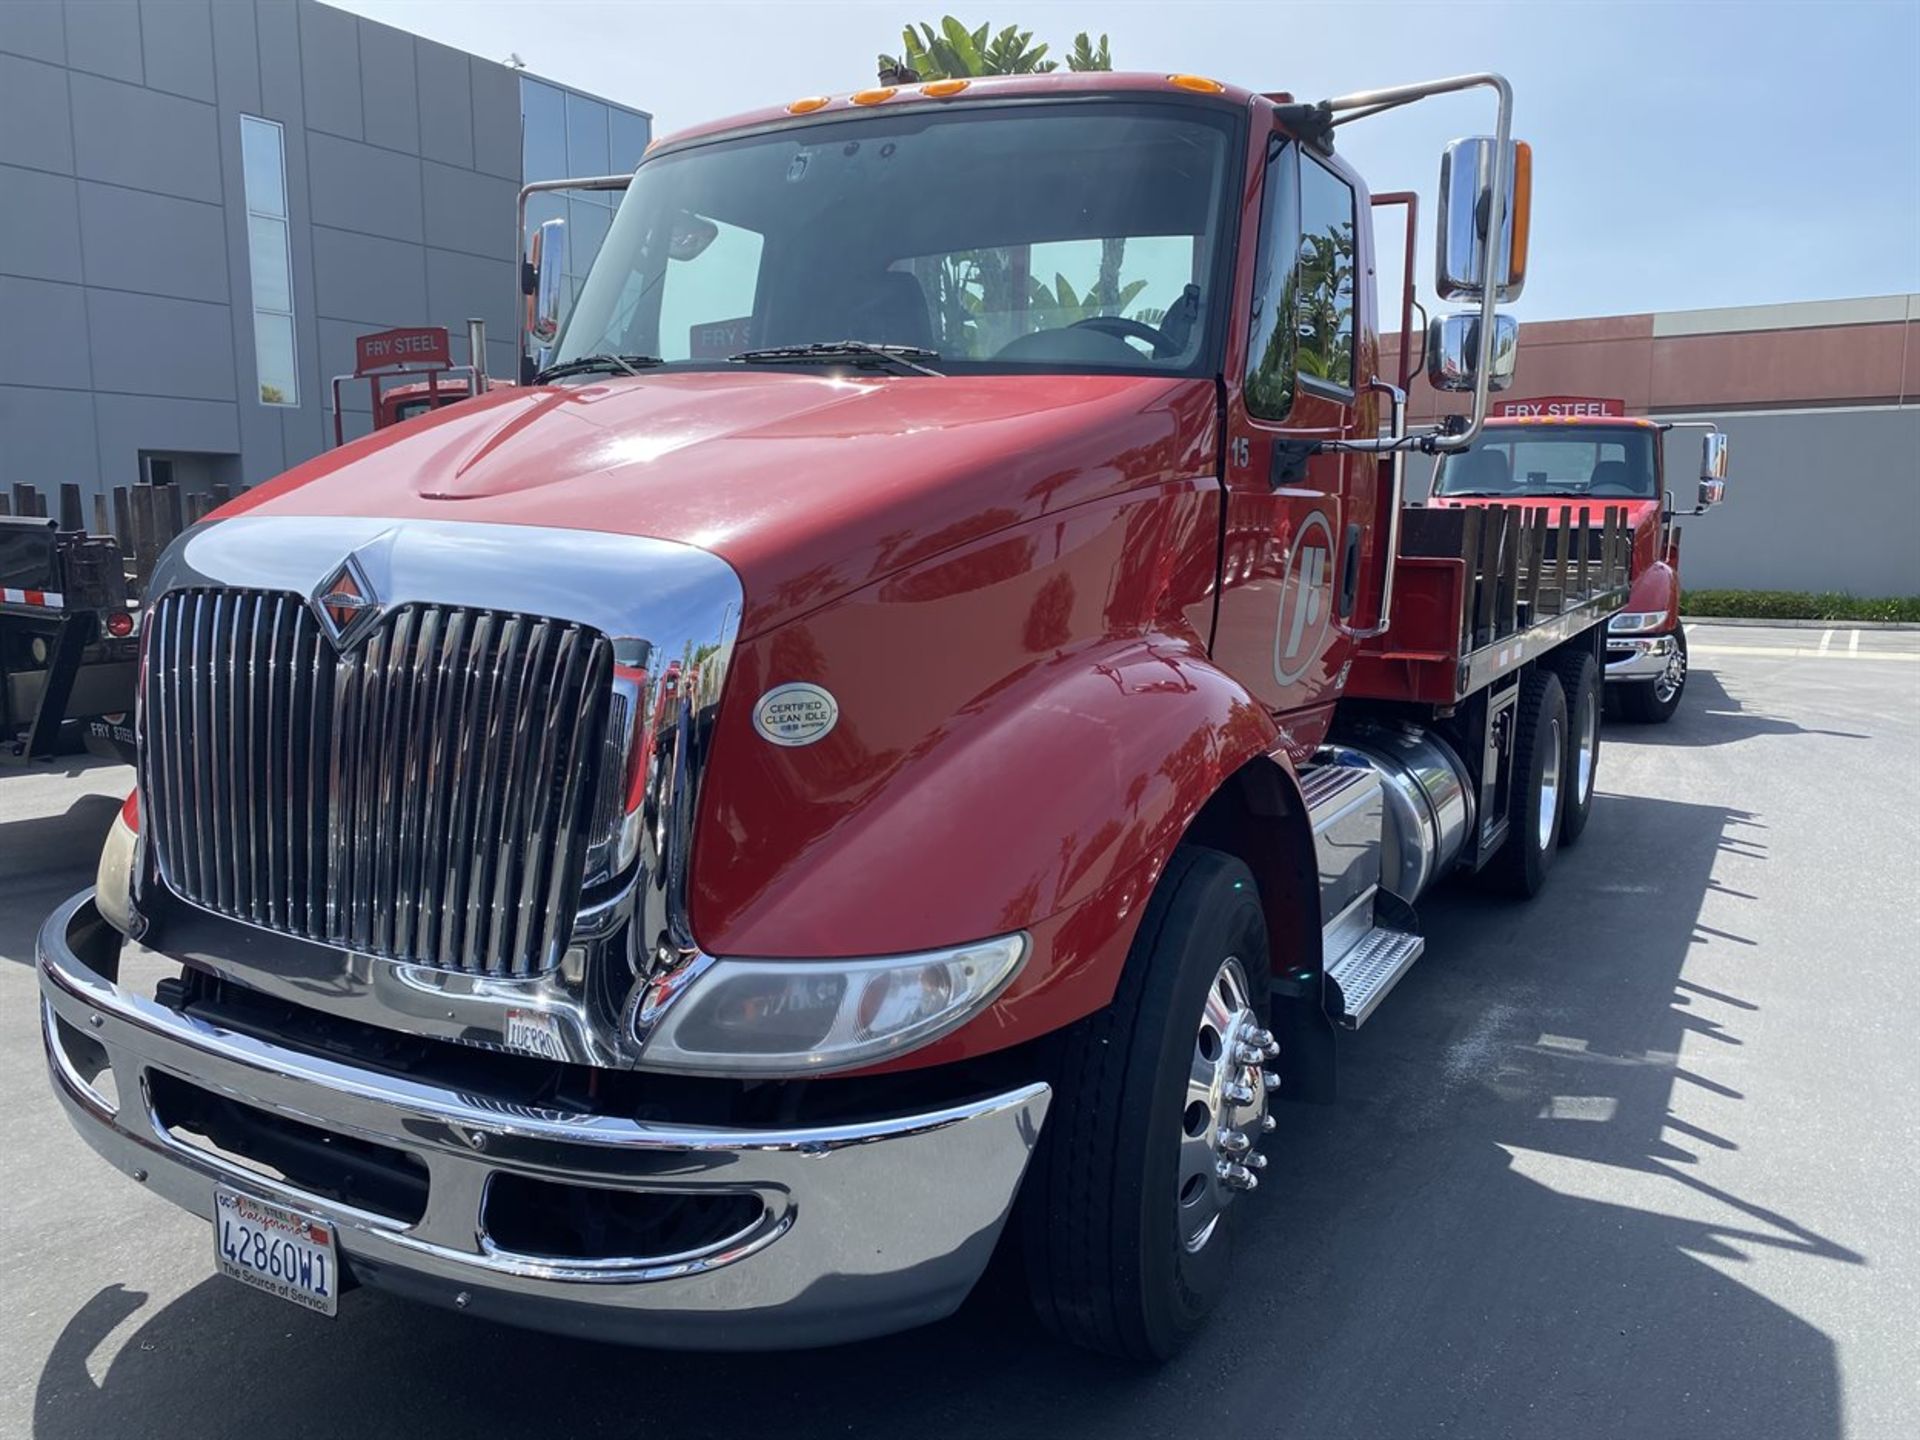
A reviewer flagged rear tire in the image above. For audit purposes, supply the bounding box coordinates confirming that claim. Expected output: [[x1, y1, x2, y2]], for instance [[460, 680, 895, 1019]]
[[1616, 624, 1687, 724], [1550, 649, 1601, 846], [1022, 846, 1273, 1361], [1489, 668, 1567, 898]]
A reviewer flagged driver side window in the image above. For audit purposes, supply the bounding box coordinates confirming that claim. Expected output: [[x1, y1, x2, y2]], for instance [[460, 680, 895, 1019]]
[[1245, 145, 1358, 418]]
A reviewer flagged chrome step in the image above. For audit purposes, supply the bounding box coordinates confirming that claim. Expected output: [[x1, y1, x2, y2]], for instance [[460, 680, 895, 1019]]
[[1325, 925, 1425, 1029]]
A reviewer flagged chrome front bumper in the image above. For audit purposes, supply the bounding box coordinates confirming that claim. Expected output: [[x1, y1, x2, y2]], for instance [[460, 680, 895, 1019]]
[[38, 891, 1050, 1349], [1605, 633, 1677, 682]]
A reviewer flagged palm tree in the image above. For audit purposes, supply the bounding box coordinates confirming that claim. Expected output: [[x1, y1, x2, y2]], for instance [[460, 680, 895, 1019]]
[[878, 18, 1111, 82]]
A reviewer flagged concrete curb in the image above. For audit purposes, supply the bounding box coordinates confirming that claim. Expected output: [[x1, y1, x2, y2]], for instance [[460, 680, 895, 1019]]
[[1682, 615, 1920, 631]]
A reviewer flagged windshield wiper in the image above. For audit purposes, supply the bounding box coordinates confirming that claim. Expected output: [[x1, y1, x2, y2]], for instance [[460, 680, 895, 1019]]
[[728, 341, 944, 377], [1436, 490, 1515, 499], [536, 353, 665, 383]]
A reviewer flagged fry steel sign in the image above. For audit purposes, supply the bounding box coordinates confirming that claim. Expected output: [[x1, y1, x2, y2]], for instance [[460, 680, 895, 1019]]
[[1493, 395, 1625, 418], [353, 326, 451, 376]]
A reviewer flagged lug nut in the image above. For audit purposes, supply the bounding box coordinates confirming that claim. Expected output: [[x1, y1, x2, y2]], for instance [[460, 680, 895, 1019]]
[[1235, 1042, 1267, 1065], [1217, 1128, 1251, 1156], [1261, 1113, 1278, 1133], [1247, 1027, 1278, 1056], [1225, 1082, 1255, 1106], [1218, 1161, 1259, 1192], [1244, 1151, 1268, 1171], [1261, 1070, 1281, 1090]]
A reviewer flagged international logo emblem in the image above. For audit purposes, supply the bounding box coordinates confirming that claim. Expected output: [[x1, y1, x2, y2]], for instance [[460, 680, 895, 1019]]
[[311, 555, 380, 651]]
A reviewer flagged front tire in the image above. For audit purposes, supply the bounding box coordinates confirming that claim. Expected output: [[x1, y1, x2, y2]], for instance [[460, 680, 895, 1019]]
[[1488, 667, 1568, 897], [1022, 846, 1274, 1361], [1616, 624, 1687, 724]]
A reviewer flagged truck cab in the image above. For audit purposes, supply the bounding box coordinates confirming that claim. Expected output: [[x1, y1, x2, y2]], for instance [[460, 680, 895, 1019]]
[[41, 69, 1632, 1362], [1429, 414, 1729, 720]]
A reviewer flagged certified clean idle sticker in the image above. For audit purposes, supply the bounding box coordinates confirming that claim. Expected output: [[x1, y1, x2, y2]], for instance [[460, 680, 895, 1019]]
[[752, 682, 840, 747]]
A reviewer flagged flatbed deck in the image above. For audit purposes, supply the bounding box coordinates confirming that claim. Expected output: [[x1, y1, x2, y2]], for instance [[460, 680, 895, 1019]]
[[1349, 503, 1631, 706]]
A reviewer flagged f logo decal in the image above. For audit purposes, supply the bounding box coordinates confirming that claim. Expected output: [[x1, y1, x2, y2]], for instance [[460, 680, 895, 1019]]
[[1273, 511, 1335, 686]]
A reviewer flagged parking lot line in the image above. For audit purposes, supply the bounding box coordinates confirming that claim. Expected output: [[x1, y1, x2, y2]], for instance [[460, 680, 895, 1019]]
[[1690, 644, 1920, 662]]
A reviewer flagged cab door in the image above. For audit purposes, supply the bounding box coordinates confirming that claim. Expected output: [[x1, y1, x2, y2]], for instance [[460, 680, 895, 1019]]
[[1209, 132, 1378, 761]]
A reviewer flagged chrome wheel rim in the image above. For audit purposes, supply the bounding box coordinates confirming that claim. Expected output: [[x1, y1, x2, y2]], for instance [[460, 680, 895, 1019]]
[[1538, 715, 1563, 851], [1176, 958, 1275, 1254], [1574, 686, 1598, 803], [1653, 644, 1687, 704]]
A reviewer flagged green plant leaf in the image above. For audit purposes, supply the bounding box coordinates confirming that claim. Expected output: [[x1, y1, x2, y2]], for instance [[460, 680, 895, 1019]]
[[941, 15, 986, 72]]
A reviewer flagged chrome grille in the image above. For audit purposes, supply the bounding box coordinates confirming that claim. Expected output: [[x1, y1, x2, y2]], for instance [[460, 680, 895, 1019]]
[[142, 588, 614, 977]]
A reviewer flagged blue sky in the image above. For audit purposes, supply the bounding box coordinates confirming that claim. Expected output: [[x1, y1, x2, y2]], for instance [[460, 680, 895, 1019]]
[[332, 0, 1920, 323]]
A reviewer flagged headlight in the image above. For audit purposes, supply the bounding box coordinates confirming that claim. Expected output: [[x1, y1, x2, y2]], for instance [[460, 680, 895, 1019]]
[[637, 933, 1028, 1076], [1609, 610, 1669, 634], [95, 792, 142, 939]]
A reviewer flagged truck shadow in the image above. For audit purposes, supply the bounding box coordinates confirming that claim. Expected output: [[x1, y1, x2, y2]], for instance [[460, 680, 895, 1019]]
[[0, 789, 123, 968], [1608, 666, 1868, 748], [31, 795, 1854, 1440]]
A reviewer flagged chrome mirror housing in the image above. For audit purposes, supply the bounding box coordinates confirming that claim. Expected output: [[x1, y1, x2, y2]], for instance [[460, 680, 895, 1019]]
[[528, 218, 569, 347], [1697, 477, 1727, 509], [1701, 430, 1729, 482], [1436, 137, 1530, 302], [1426, 312, 1518, 393]]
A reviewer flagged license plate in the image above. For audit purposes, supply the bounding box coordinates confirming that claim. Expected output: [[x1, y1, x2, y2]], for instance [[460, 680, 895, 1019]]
[[213, 1187, 339, 1317]]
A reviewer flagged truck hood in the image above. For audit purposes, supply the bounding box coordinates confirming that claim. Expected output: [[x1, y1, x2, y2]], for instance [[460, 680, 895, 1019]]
[[231, 370, 1213, 636]]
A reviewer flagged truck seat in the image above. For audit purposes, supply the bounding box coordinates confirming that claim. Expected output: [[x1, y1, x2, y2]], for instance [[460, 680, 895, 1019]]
[[845, 272, 935, 351], [1450, 448, 1513, 493]]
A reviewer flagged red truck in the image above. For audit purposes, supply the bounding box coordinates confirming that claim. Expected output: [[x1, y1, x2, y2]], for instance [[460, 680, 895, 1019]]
[[40, 70, 1633, 1361], [328, 319, 508, 446], [1428, 410, 1729, 722]]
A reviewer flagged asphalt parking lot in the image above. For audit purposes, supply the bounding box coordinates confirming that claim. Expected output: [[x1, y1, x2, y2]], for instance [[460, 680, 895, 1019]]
[[3, 622, 1916, 1440]]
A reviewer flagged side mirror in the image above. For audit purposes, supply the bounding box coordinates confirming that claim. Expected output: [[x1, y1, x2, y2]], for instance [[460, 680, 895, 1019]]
[[1697, 477, 1726, 509], [1436, 137, 1531, 302], [1426, 312, 1518, 393], [1700, 430, 1729, 481], [528, 218, 569, 347]]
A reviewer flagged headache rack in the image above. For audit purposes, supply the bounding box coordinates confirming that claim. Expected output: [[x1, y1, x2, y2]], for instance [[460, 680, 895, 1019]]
[[1348, 503, 1632, 705]]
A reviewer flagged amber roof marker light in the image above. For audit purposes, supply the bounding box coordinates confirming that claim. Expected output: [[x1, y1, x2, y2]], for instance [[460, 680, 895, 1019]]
[[1167, 74, 1227, 94], [850, 86, 899, 106], [786, 95, 831, 114], [919, 79, 970, 98]]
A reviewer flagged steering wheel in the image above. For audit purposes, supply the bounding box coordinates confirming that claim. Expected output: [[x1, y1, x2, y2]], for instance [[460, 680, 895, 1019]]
[[1069, 314, 1180, 359]]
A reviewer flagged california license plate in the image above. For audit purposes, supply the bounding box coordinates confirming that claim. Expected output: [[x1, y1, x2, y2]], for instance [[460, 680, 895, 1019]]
[[213, 1187, 339, 1317]]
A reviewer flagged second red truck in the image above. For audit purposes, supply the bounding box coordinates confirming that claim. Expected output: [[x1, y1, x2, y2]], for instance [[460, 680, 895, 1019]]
[[1429, 409, 1730, 722]]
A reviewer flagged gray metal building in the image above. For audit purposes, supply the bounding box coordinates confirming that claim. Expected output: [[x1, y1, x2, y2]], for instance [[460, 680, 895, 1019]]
[[0, 0, 648, 499]]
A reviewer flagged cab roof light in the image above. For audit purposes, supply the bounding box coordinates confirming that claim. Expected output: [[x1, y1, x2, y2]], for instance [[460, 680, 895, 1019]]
[[1167, 73, 1226, 94], [849, 86, 898, 106], [786, 95, 831, 114], [920, 79, 970, 98]]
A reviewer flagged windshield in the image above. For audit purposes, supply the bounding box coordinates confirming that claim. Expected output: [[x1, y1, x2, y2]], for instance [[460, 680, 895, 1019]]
[[553, 100, 1236, 376], [1432, 426, 1660, 499]]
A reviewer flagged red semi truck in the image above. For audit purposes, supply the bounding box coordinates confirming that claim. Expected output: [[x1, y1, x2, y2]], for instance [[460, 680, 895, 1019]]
[[41, 70, 1634, 1360], [1428, 409, 1729, 721], [328, 320, 504, 447]]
